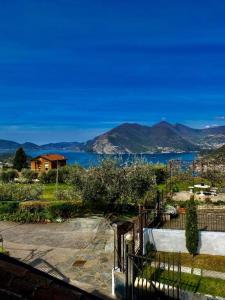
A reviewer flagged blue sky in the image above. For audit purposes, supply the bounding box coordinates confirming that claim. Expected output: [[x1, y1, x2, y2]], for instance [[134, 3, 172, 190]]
[[1, 0, 225, 144]]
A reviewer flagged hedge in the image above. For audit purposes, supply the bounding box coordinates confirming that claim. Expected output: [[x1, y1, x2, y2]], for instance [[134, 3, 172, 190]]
[[0, 200, 83, 223]]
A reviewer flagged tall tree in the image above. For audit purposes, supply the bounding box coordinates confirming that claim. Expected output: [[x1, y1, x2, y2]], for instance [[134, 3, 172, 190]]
[[13, 147, 27, 171], [185, 196, 199, 256]]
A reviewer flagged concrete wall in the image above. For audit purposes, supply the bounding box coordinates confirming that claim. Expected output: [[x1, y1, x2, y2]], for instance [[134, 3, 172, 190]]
[[143, 228, 225, 256]]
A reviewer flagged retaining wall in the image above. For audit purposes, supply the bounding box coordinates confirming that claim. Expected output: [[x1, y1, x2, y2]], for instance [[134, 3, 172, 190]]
[[143, 228, 225, 255]]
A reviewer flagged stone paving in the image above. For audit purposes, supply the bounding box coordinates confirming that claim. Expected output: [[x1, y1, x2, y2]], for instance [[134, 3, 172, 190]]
[[0, 217, 114, 297]]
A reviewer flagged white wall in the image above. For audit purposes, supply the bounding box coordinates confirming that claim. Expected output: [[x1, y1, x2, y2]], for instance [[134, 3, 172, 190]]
[[144, 228, 225, 256]]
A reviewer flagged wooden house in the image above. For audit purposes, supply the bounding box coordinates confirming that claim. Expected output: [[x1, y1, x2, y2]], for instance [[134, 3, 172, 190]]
[[31, 154, 67, 172]]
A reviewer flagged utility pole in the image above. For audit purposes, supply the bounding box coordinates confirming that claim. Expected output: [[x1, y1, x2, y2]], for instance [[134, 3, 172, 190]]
[[56, 160, 59, 191], [169, 160, 172, 195], [192, 160, 195, 187]]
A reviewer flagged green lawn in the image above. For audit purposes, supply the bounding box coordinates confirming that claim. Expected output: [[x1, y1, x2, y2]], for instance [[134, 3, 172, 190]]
[[42, 183, 71, 201], [143, 265, 225, 297], [159, 252, 225, 273]]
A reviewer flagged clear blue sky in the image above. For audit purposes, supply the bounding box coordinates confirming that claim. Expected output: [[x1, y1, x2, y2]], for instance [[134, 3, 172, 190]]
[[1, 0, 225, 144]]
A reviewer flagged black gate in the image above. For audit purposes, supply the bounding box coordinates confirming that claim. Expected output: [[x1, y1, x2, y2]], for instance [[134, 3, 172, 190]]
[[125, 251, 181, 300]]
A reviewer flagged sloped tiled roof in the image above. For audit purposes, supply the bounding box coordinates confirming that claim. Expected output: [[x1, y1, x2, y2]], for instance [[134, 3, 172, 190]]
[[0, 253, 104, 300], [31, 154, 67, 162]]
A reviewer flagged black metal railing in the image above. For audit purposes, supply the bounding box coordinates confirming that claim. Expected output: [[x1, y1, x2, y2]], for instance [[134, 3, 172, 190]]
[[161, 212, 225, 232], [126, 251, 181, 300]]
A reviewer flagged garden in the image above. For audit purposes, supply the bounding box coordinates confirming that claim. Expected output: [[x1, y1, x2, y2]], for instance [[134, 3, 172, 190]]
[[0, 158, 165, 223]]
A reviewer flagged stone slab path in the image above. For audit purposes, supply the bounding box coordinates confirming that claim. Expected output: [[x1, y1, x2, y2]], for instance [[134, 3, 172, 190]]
[[0, 217, 114, 297]]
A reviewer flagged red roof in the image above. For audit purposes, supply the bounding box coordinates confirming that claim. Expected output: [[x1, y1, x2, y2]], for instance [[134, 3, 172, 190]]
[[32, 154, 67, 161]]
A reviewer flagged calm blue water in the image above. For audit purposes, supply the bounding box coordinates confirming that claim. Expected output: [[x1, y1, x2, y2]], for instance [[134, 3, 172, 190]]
[[26, 150, 198, 168]]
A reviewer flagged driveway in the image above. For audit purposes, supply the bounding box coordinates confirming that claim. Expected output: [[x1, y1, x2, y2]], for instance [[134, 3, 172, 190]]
[[0, 217, 114, 297]]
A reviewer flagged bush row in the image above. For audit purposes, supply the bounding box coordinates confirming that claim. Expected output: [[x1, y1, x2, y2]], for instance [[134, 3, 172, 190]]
[[0, 184, 43, 201], [0, 200, 82, 223]]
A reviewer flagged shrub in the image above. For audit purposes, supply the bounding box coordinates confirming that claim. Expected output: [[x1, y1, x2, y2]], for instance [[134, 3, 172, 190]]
[[145, 241, 155, 257], [0, 201, 19, 214], [0, 200, 82, 223], [0, 210, 46, 223], [1, 169, 18, 183], [46, 202, 82, 220], [21, 169, 38, 183], [0, 184, 43, 201], [39, 167, 70, 184], [55, 188, 81, 201], [185, 196, 199, 256]]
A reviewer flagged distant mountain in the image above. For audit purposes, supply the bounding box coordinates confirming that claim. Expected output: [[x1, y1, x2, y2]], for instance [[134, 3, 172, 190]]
[[174, 123, 225, 149], [21, 142, 41, 150], [84, 122, 199, 154], [0, 139, 20, 150], [0, 140, 83, 152], [41, 142, 83, 151], [1, 121, 225, 154]]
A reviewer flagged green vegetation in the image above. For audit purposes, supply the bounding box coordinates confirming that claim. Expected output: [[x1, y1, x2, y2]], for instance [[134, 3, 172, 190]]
[[185, 196, 199, 256], [159, 252, 225, 273], [0, 183, 43, 201], [1, 169, 18, 183], [13, 147, 27, 171], [0, 200, 82, 223], [42, 183, 70, 201], [0, 158, 168, 222], [143, 265, 225, 297]]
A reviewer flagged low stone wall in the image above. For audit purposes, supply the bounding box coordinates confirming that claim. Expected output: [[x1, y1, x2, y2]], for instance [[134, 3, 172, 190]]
[[143, 228, 225, 255]]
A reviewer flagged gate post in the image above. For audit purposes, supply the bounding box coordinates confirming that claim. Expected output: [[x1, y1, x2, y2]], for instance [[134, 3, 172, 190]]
[[125, 233, 134, 300], [139, 205, 143, 255]]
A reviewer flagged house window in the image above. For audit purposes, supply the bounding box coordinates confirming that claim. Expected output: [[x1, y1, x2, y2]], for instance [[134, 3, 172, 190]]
[[45, 162, 49, 171]]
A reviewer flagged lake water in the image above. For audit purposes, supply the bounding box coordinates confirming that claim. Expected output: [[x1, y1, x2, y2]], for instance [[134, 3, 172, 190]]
[[26, 150, 198, 168]]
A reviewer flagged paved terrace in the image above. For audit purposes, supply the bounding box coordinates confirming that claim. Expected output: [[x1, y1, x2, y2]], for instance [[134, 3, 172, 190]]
[[0, 217, 114, 297]]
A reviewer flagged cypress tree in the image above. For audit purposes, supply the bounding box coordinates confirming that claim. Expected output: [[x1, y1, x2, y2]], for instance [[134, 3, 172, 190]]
[[13, 147, 27, 171], [185, 195, 199, 256]]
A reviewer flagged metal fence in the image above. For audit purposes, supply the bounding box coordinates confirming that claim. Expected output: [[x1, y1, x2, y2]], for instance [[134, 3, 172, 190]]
[[161, 212, 225, 232], [126, 251, 181, 300]]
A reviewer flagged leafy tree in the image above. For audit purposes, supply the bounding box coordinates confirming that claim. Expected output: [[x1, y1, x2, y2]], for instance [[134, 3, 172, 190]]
[[81, 159, 156, 211], [154, 165, 169, 184], [82, 169, 108, 210], [185, 196, 199, 256], [127, 163, 156, 205], [13, 148, 27, 171], [66, 165, 85, 188]]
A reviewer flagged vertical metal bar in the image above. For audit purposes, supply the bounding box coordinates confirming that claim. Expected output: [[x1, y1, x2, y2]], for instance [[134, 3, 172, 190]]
[[167, 254, 170, 297], [172, 254, 175, 299], [125, 244, 129, 299], [122, 234, 124, 272], [159, 254, 161, 293], [131, 256, 134, 300], [114, 229, 116, 270], [141, 254, 144, 299]]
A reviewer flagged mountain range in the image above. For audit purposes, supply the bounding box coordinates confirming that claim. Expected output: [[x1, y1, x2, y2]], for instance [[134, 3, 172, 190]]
[[1, 121, 225, 154]]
